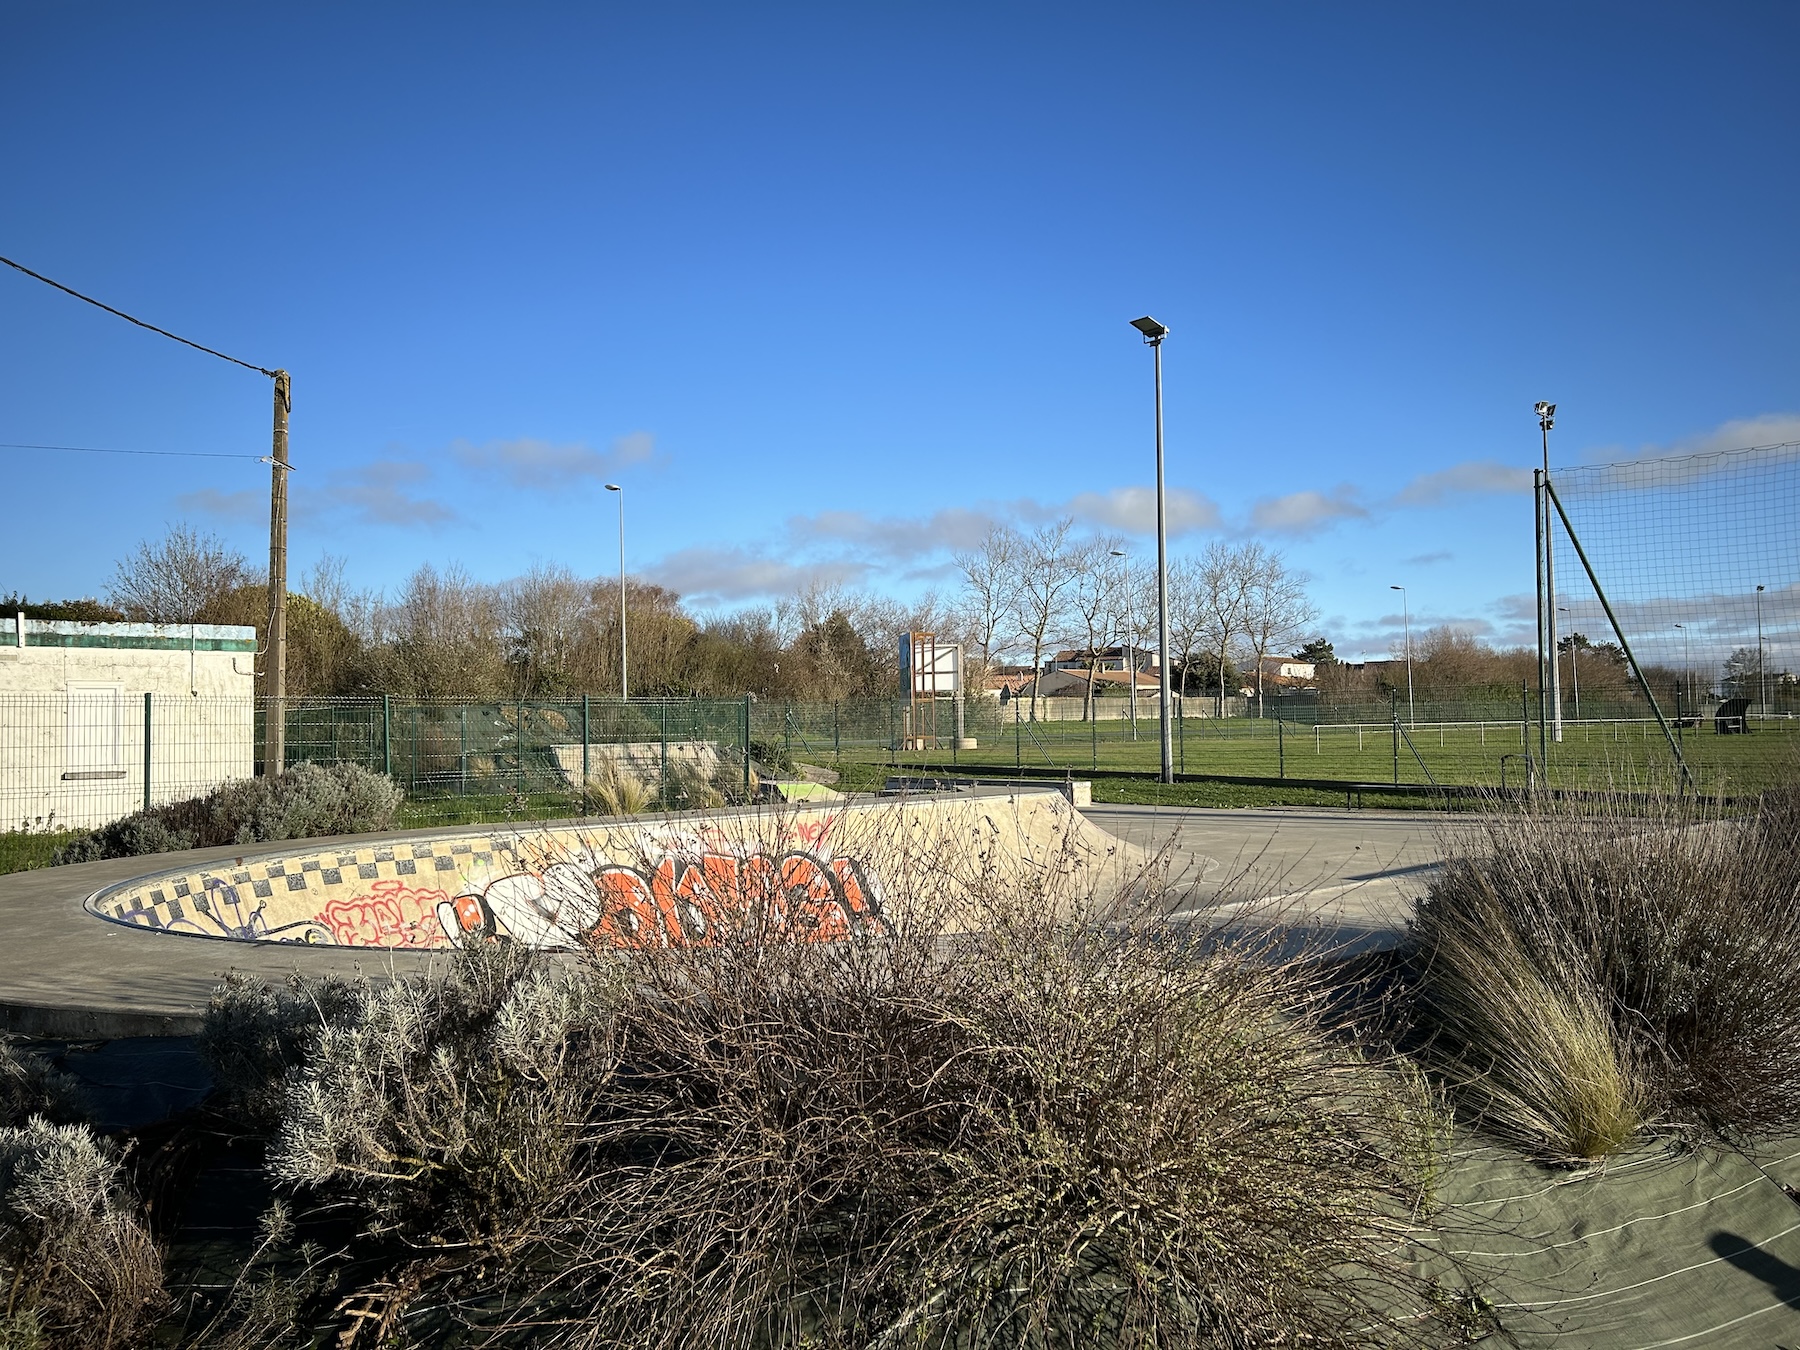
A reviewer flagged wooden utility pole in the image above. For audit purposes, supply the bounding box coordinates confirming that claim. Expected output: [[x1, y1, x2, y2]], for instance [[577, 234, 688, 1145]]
[[264, 371, 291, 776]]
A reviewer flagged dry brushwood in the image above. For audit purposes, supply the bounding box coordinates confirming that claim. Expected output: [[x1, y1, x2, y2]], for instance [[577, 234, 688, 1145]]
[[232, 832, 1462, 1349]]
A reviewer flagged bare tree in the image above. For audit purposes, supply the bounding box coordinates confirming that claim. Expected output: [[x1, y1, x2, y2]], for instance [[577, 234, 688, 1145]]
[[372, 563, 507, 698], [1164, 555, 1208, 701], [952, 525, 1023, 690], [1010, 519, 1081, 721], [1198, 542, 1254, 718], [1067, 534, 1124, 721], [108, 524, 254, 624], [1240, 544, 1318, 715]]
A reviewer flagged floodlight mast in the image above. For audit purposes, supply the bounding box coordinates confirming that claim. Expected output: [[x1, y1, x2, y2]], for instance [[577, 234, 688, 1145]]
[[1537, 402, 1562, 744], [1390, 585, 1413, 723], [1757, 584, 1767, 717], [1130, 316, 1174, 783]]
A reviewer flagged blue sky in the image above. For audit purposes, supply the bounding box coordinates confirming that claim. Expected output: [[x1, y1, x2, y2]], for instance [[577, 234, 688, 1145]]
[[2, 2, 1795, 662]]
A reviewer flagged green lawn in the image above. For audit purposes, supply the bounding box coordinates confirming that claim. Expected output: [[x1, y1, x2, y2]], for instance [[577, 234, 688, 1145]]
[[819, 714, 1797, 796]]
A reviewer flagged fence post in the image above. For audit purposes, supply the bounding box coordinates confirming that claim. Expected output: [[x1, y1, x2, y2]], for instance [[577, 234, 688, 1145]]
[[382, 694, 392, 778], [459, 706, 468, 796], [1278, 709, 1285, 779], [142, 692, 152, 812], [742, 694, 752, 798], [833, 701, 841, 758], [1178, 693, 1186, 774], [1015, 699, 1022, 768], [660, 702, 669, 802], [581, 694, 590, 789]]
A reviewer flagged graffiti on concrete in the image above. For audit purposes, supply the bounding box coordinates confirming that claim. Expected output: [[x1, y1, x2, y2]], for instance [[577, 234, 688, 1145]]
[[436, 848, 888, 950], [323, 879, 452, 948]]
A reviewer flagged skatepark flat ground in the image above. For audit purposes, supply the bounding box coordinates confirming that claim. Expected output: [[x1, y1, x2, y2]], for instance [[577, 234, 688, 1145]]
[[1079, 804, 1447, 950]]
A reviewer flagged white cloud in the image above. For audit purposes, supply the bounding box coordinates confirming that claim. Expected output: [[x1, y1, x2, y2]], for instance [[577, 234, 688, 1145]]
[[452, 431, 658, 489], [646, 546, 870, 605], [180, 462, 457, 529], [1062, 486, 1220, 536], [1402, 550, 1454, 566], [788, 507, 999, 558], [1393, 460, 1533, 506], [1248, 486, 1367, 534], [309, 460, 456, 527]]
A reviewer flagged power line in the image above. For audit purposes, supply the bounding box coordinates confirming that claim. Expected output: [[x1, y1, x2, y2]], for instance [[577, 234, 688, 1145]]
[[0, 253, 277, 378], [0, 441, 264, 462]]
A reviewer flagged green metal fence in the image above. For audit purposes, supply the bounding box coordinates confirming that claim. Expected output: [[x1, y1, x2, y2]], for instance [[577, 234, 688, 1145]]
[[6, 688, 1792, 842]]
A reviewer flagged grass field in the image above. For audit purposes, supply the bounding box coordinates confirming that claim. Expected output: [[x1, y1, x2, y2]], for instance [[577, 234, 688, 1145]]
[[827, 713, 1798, 795]]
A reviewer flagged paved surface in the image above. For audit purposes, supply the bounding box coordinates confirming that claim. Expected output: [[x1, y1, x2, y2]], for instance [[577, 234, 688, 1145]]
[[1079, 804, 1451, 954], [0, 803, 1458, 1038], [0, 830, 464, 1038]]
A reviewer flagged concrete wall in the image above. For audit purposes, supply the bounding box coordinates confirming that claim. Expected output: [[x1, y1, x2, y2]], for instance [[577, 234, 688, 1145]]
[[1, 620, 257, 830], [988, 695, 1248, 722], [85, 790, 1148, 950]]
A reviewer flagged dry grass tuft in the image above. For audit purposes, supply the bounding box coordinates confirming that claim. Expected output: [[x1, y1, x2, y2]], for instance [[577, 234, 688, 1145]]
[[1409, 775, 1800, 1157]]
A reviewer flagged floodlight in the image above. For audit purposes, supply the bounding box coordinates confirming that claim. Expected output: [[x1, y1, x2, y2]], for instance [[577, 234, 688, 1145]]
[[1129, 316, 1169, 341]]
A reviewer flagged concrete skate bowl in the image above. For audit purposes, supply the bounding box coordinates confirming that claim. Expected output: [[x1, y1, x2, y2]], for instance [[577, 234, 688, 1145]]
[[84, 790, 1149, 952]]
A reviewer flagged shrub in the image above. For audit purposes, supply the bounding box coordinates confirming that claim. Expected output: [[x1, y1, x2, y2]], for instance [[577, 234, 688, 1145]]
[[54, 762, 402, 865], [0, 1119, 166, 1347], [0, 1042, 85, 1131], [1408, 779, 1800, 1157], [229, 853, 1457, 1347]]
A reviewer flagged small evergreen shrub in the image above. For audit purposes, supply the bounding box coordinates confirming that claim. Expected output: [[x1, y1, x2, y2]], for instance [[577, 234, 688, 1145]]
[[54, 762, 402, 865], [0, 1042, 85, 1131], [0, 1119, 166, 1347]]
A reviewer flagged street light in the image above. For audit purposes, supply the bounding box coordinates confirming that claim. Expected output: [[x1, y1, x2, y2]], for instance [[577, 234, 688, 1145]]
[[1672, 622, 1691, 712], [1390, 585, 1414, 725], [1562, 607, 1581, 720], [1109, 548, 1139, 741], [1537, 401, 1562, 743], [1130, 316, 1174, 783], [605, 484, 627, 700], [1757, 584, 1767, 717]]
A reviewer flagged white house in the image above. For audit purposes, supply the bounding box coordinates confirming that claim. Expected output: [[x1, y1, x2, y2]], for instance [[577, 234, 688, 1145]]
[[1, 616, 258, 830]]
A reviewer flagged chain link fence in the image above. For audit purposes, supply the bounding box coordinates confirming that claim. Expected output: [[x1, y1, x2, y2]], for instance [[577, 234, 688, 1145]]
[[6, 689, 1793, 844]]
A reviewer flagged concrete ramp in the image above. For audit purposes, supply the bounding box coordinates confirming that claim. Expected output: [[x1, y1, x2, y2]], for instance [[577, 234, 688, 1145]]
[[85, 790, 1148, 951]]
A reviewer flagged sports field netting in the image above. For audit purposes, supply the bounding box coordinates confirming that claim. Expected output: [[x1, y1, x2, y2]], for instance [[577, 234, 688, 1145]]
[[1547, 442, 1798, 724]]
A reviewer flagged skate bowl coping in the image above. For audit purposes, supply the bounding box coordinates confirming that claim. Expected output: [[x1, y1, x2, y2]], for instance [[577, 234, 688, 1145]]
[[83, 789, 1149, 952]]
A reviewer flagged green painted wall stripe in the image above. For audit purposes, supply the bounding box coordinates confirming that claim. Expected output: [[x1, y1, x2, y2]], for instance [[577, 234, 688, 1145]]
[[3, 633, 257, 653]]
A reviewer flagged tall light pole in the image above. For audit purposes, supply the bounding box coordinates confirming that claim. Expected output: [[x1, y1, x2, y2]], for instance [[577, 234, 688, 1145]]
[[605, 483, 627, 700], [1537, 402, 1562, 743], [1130, 316, 1175, 783], [1673, 622, 1689, 712], [1390, 585, 1414, 725], [1562, 606, 1581, 719], [1757, 584, 1766, 716], [1109, 547, 1138, 741]]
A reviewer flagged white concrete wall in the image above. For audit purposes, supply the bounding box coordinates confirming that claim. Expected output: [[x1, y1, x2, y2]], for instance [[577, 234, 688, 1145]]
[[1, 620, 257, 831]]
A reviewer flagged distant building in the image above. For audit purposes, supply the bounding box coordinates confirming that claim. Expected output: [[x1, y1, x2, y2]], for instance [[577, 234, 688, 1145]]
[[1, 616, 257, 829]]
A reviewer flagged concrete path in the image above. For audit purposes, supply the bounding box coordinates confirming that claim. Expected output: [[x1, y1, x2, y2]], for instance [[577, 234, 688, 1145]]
[[1079, 804, 1453, 954]]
